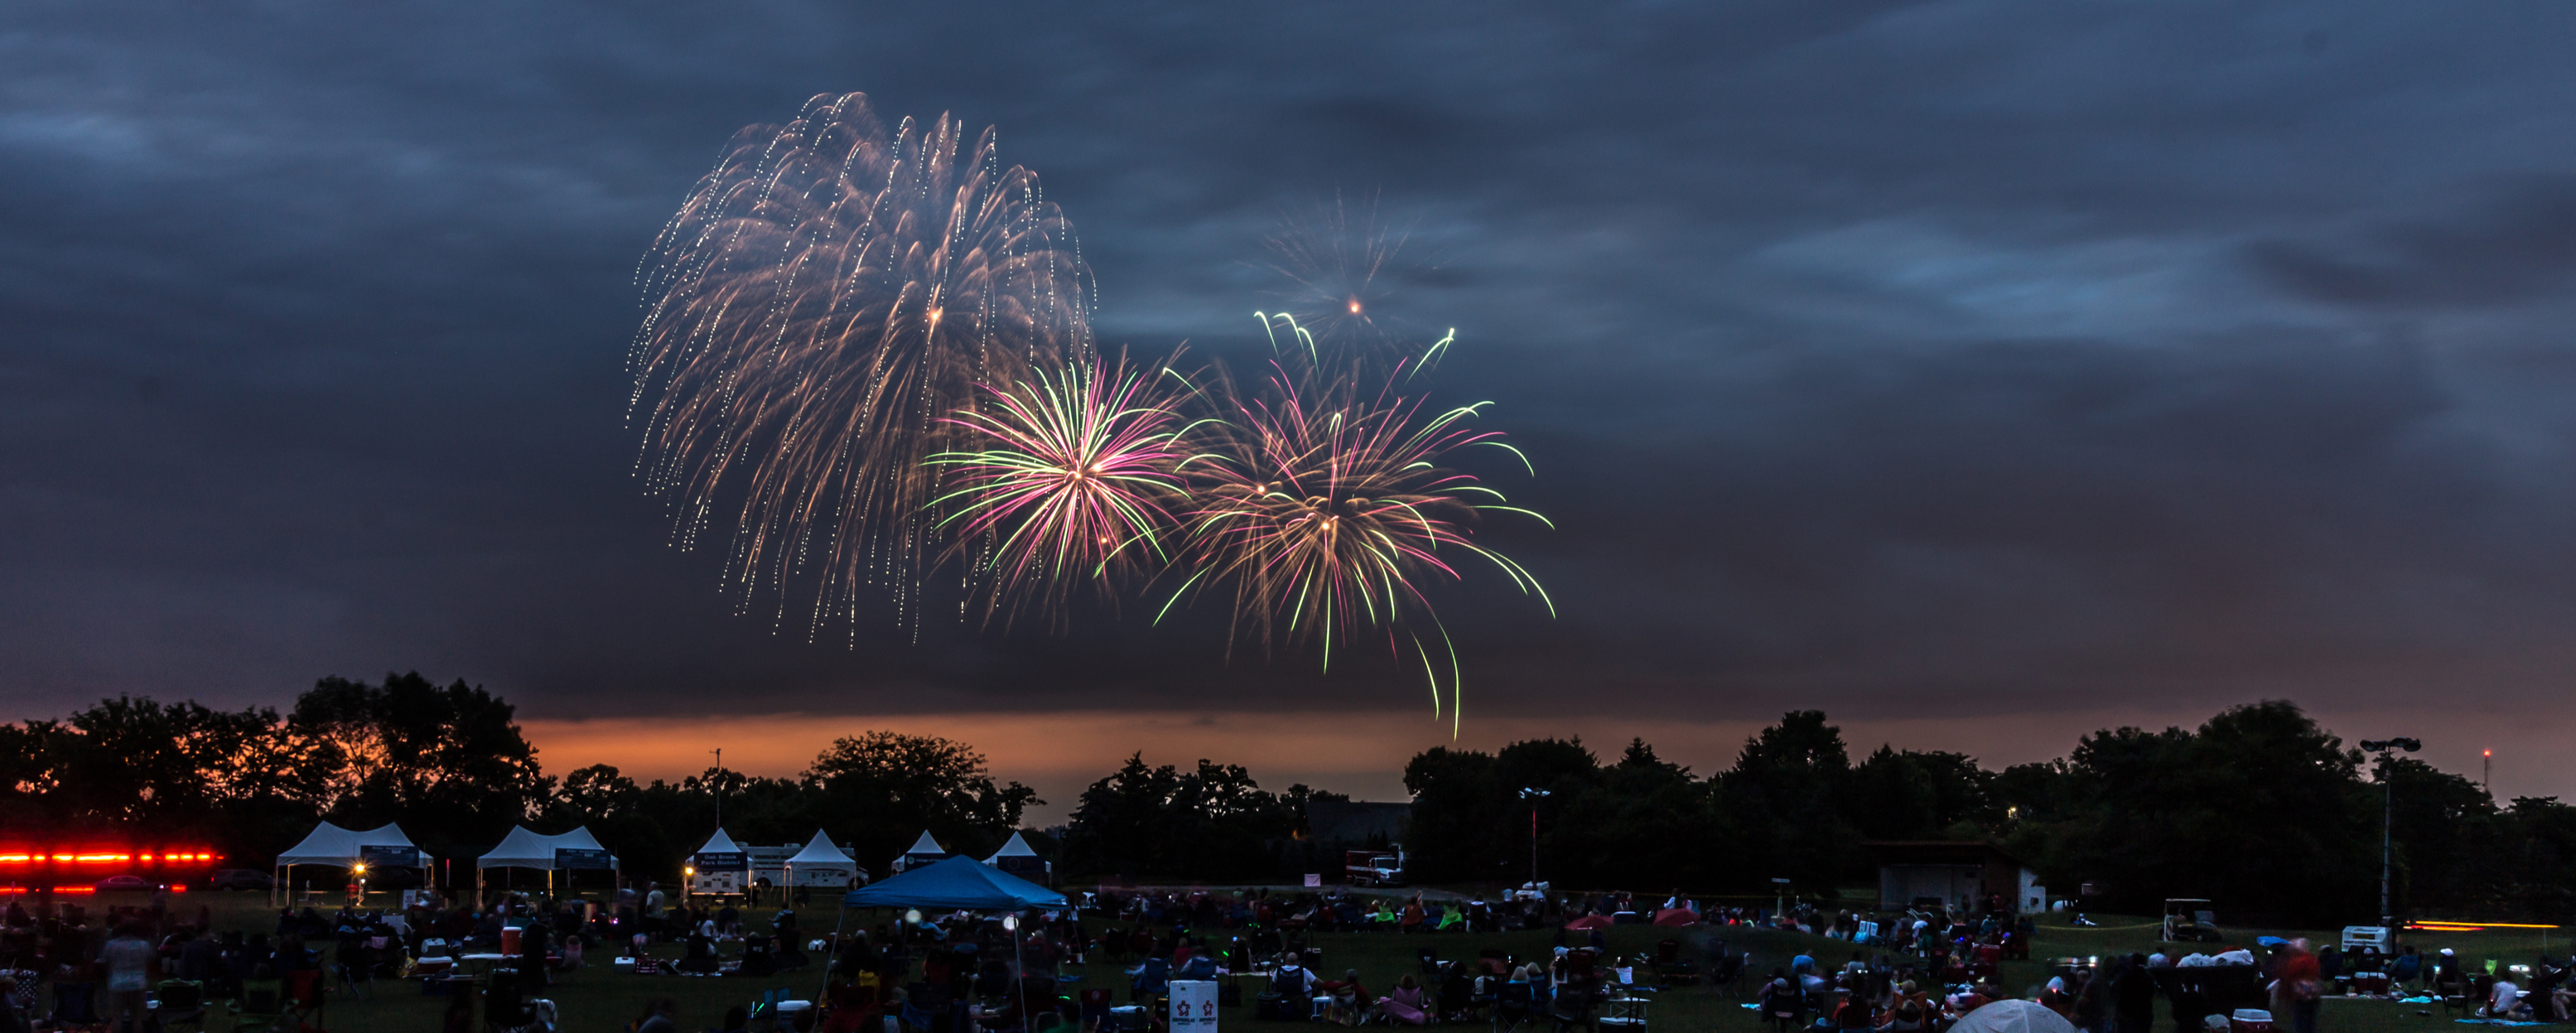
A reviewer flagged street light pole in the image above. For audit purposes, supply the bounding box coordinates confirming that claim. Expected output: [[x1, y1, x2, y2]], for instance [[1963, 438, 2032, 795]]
[[2359, 737, 2420, 934], [1518, 787, 1551, 891]]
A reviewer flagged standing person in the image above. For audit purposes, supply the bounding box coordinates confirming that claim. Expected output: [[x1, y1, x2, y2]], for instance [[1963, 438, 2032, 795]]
[[98, 921, 157, 1033], [2269, 939, 2323, 1033], [2112, 953, 2157, 1033]]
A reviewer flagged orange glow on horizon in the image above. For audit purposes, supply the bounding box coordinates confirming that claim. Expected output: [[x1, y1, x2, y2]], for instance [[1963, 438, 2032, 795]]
[[519, 702, 2576, 823]]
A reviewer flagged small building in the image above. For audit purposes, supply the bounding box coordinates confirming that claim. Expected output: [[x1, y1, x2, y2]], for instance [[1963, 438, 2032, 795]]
[[1867, 841, 2043, 914]]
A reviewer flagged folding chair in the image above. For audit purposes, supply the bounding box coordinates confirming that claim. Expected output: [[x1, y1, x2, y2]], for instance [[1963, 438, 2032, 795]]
[[51, 981, 99, 1027], [285, 968, 326, 1030], [228, 982, 296, 1033], [1493, 982, 1535, 1033], [155, 978, 210, 1033]]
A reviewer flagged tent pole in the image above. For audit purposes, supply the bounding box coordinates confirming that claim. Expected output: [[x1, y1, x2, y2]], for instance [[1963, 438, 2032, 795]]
[[816, 891, 848, 1012]]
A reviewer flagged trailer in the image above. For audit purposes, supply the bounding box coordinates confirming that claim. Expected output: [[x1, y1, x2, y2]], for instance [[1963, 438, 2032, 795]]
[[1345, 848, 1406, 887]]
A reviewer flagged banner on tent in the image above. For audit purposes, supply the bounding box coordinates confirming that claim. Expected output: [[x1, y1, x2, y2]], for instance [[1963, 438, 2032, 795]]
[[695, 852, 747, 870], [361, 845, 422, 868], [554, 847, 613, 871]]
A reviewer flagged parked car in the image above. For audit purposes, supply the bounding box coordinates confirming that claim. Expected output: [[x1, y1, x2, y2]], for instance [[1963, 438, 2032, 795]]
[[207, 868, 274, 891], [94, 875, 151, 892]]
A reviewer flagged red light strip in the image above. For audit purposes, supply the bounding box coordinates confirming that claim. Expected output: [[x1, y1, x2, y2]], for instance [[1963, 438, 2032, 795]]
[[0, 848, 219, 863]]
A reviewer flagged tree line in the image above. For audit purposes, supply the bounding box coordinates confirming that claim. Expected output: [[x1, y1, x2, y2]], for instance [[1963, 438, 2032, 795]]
[[1400, 701, 2576, 928], [0, 673, 1044, 883], [5, 676, 2569, 927]]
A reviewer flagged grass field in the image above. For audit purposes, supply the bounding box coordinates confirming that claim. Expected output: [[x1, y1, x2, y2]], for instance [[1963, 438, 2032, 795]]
[[92, 890, 2572, 1032]]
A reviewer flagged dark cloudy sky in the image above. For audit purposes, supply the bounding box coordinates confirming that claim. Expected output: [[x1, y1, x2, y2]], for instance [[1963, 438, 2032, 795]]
[[8, 1, 2576, 804]]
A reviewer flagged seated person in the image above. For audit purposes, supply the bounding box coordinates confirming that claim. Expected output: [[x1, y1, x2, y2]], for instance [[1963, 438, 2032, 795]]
[[1317, 969, 1373, 1026], [1128, 956, 1170, 1000], [739, 936, 777, 978], [676, 930, 721, 974], [1178, 948, 1218, 982], [2490, 977, 2530, 1021], [1377, 974, 1430, 1026], [1831, 988, 1874, 1031]]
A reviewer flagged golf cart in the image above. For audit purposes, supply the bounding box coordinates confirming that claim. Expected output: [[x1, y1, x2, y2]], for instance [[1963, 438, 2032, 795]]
[[2164, 899, 2224, 943]]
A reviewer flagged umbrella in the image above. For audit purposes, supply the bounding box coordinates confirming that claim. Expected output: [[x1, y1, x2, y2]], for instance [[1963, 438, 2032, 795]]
[[1564, 915, 1614, 930], [1652, 907, 1700, 928], [1948, 1000, 2078, 1033]]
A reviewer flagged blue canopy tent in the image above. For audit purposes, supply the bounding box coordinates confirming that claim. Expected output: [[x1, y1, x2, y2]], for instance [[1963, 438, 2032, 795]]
[[841, 855, 1065, 910], [819, 856, 1068, 1008]]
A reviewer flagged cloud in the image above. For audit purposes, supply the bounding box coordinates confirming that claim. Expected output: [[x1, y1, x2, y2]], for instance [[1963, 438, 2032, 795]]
[[3, 0, 2576, 800]]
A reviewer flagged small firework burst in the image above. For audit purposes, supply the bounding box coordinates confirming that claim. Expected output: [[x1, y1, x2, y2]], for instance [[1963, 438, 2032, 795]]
[[931, 357, 1189, 621]]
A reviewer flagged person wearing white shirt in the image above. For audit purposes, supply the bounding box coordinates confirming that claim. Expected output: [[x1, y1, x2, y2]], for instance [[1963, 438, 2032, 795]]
[[2491, 978, 2528, 1020]]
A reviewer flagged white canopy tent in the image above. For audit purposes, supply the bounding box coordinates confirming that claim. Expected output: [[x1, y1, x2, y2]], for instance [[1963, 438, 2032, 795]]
[[896, 830, 948, 872], [783, 830, 861, 889], [273, 822, 427, 905], [695, 828, 746, 859], [982, 831, 1049, 881], [475, 826, 618, 894]]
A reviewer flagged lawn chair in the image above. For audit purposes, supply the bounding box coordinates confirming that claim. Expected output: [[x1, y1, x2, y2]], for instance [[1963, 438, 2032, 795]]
[[156, 978, 210, 1033], [336, 941, 373, 999], [284, 968, 326, 1030], [1653, 939, 1698, 985], [1492, 982, 1535, 1033], [2436, 972, 2473, 1018], [51, 980, 99, 1027], [228, 980, 295, 1033], [1707, 953, 1747, 997]]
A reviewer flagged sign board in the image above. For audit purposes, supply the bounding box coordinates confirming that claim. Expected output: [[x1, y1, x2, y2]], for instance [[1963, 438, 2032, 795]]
[[1170, 980, 1218, 1033], [1303, 873, 1322, 888], [553, 847, 614, 871], [360, 845, 422, 869], [694, 852, 748, 870]]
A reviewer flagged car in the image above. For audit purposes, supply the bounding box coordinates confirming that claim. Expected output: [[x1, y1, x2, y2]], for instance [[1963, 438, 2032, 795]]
[[207, 868, 274, 891], [94, 875, 152, 892]]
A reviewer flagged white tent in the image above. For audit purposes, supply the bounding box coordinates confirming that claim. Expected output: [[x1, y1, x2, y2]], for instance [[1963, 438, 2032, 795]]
[[1950, 1001, 2078, 1033], [982, 832, 1037, 864], [784, 830, 861, 888], [475, 826, 618, 893], [896, 830, 948, 872], [695, 828, 747, 860], [982, 831, 1049, 881], [277, 822, 422, 866], [273, 822, 427, 905]]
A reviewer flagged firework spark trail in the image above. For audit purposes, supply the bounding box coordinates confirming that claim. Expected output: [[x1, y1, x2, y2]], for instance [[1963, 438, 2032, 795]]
[[929, 357, 1188, 624], [1164, 355, 1554, 731], [628, 93, 1093, 638]]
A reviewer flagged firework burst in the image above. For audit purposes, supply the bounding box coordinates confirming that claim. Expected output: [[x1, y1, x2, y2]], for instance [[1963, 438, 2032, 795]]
[[1161, 360, 1553, 728], [1260, 192, 1411, 352], [930, 357, 1188, 622], [628, 92, 1092, 637]]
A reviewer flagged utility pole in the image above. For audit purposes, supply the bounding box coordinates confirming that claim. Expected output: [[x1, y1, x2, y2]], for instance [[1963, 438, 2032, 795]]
[[2361, 737, 2420, 935], [2483, 750, 2492, 799], [711, 747, 725, 829]]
